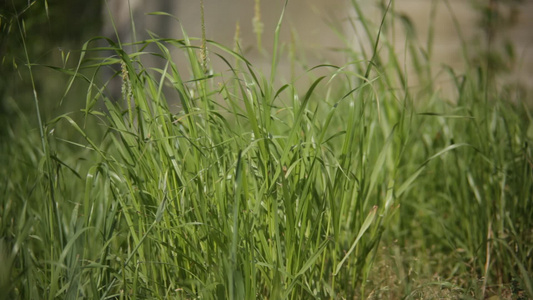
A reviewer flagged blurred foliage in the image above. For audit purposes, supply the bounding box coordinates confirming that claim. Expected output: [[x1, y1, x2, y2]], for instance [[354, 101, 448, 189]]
[[471, 0, 524, 39], [469, 0, 525, 76], [0, 0, 102, 137]]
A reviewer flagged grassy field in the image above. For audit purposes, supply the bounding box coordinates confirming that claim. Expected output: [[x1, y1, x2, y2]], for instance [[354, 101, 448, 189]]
[[1, 0, 532, 299]]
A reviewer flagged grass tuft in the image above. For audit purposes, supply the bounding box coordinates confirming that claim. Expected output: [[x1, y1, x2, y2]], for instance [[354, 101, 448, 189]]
[[1, 0, 531, 299]]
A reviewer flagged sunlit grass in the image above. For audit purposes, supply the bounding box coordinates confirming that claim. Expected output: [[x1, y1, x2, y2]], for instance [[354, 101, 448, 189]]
[[1, 0, 532, 299]]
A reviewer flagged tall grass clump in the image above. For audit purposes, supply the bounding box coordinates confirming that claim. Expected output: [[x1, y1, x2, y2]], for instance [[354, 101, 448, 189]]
[[1, 0, 532, 299], [354, 1, 533, 298]]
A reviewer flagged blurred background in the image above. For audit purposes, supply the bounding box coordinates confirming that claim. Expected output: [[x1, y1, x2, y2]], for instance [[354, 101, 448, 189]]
[[1, 0, 532, 135]]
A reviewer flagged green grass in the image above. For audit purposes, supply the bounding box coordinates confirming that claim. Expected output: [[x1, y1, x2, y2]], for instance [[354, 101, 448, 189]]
[[1, 0, 532, 299]]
